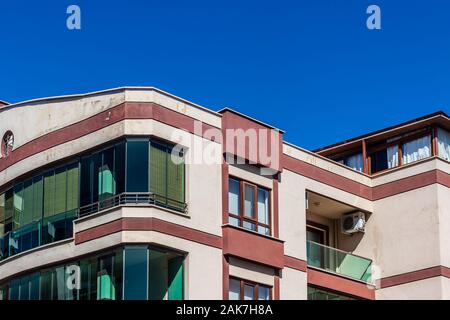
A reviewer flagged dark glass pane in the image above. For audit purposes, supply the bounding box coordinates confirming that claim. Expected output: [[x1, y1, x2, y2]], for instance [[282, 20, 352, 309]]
[[149, 250, 167, 300], [114, 142, 126, 195], [4, 189, 13, 233], [80, 157, 92, 207], [40, 270, 52, 300], [19, 275, 30, 300], [124, 247, 148, 300], [258, 286, 270, 300], [370, 149, 388, 174], [79, 257, 98, 300], [29, 273, 40, 300], [126, 140, 149, 192], [32, 176, 43, 222], [9, 279, 20, 300], [229, 278, 240, 300]]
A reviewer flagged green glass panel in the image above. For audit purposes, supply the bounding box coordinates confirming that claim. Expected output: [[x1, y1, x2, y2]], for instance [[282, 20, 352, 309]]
[[306, 241, 372, 283], [66, 164, 79, 211], [99, 148, 115, 200], [43, 172, 55, 218], [22, 180, 33, 226], [168, 256, 183, 300], [54, 167, 67, 215], [32, 176, 43, 222], [149, 142, 167, 202]]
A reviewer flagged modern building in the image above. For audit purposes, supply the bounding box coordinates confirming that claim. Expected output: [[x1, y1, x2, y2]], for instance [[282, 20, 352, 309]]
[[0, 87, 449, 300]]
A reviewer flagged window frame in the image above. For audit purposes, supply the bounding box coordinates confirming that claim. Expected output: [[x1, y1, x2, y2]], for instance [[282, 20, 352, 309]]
[[367, 128, 433, 174], [228, 177, 271, 236], [229, 277, 272, 300]]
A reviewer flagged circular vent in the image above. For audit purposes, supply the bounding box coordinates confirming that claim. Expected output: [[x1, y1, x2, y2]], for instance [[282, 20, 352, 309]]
[[1, 131, 14, 157], [342, 216, 354, 231]]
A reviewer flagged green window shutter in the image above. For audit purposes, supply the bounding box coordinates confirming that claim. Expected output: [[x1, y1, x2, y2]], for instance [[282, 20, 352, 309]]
[[149, 143, 167, 203], [167, 150, 185, 209], [54, 167, 67, 215], [168, 257, 184, 300], [66, 164, 79, 212], [22, 180, 34, 226], [32, 176, 43, 222], [43, 172, 55, 218]]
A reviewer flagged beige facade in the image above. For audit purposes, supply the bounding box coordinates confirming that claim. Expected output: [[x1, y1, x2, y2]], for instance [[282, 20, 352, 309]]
[[0, 87, 449, 300]]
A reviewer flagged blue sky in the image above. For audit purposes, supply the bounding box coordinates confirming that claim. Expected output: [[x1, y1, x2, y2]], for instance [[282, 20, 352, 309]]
[[0, 0, 449, 150]]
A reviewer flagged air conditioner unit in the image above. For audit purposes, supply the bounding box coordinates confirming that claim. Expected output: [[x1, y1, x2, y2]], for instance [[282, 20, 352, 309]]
[[341, 212, 366, 234]]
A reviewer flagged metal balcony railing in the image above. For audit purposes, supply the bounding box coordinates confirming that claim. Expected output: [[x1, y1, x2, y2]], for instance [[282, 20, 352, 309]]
[[78, 192, 188, 217], [306, 240, 372, 283]]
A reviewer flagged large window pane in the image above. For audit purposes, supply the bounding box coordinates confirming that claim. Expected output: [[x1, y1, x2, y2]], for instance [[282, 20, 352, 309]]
[[258, 286, 270, 300], [168, 256, 183, 300], [344, 153, 363, 172], [80, 157, 92, 207], [13, 184, 23, 231], [0, 193, 5, 238], [402, 135, 431, 164], [43, 171, 55, 218], [244, 185, 255, 218], [229, 278, 240, 300], [228, 179, 240, 215], [114, 142, 126, 195], [244, 284, 254, 300], [32, 176, 43, 222], [124, 247, 148, 300], [149, 250, 168, 300], [97, 254, 119, 300], [22, 179, 33, 226], [127, 140, 149, 192]]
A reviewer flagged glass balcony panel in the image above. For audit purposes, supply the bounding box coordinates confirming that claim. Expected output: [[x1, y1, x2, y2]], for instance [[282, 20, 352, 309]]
[[306, 240, 372, 283]]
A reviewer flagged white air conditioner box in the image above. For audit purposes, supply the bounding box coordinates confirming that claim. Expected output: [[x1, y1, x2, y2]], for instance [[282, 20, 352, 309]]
[[341, 212, 366, 234]]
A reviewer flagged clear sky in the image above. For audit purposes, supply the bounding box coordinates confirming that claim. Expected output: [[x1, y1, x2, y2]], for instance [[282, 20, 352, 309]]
[[0, 0, 449, 150]]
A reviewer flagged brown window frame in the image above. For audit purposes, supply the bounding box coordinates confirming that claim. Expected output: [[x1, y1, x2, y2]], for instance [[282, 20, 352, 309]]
[[229, 277, 272, 300], [367, 128, 434, 175], [228, 177, 271, 236]]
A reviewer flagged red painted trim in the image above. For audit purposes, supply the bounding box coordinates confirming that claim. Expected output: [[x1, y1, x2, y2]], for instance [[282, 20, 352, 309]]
[[283, 154, 450, 201], [0, 102, 220, 175], [223, 256, 229, 300], [273, 276, 280, 300], [273, 179, 279, 238], [74, 217, 223, 249], [222, 225, 285, 269], [282, 154, 373, 200], [378, 266, 450, 289], [307, 268, 375, 300], [222, 161, 229, 225], [284, 255, 307, 272]]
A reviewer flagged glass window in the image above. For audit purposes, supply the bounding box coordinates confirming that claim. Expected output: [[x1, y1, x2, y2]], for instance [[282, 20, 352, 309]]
[[54, 167, 67, 215], [307, 286, 356, 300], [344, 153, 364, 172], [99, 148, 115, 200], [244, 185, 255, 218], [402, 135, 431, 165], [437, 128, 450, 161], [229, 278, 240, 300], [126, 140, 149, 192], [124, 247, 148, 300], [228, 179, 240, 215], [258, 285, 270, 300], [244, 284, 254, 300], [257, 189, 269, 235], [168, 256, 184, 300], [228, 178, 271, 235]]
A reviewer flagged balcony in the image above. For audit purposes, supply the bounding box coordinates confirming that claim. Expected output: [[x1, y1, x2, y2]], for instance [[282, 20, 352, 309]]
[[306, 240, 372, 283]]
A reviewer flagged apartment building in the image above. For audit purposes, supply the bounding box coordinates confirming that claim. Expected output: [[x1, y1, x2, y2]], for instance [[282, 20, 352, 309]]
[[0, 87, 449, 300]]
